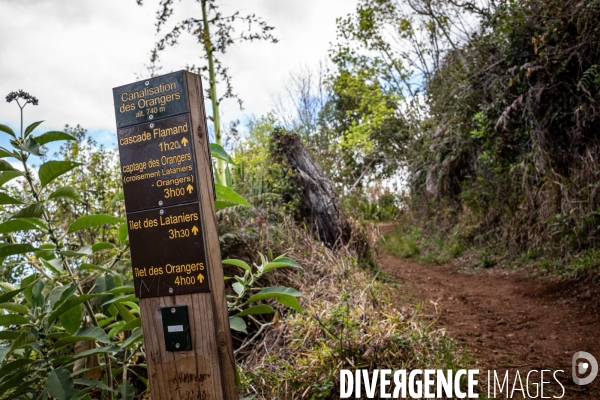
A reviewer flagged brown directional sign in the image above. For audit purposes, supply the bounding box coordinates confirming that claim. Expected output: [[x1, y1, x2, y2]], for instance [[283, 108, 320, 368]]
[[113, 70, 238, 400], [112, 71, 189, 128], [117, 114, 199, 213], [127, 202, 210, 298]]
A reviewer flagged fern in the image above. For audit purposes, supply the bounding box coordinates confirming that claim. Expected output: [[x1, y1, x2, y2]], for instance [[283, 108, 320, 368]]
[[578, 65, 598, 91]]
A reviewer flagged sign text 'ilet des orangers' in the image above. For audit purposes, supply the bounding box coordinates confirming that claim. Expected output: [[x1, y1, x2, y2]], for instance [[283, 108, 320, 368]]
[[112, 71, 238, 400]]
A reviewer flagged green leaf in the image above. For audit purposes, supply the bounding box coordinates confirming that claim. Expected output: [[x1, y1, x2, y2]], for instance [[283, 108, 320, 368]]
[[79, 263, 116, 275], [0, 159, 17, 172], [21, 274, 39, 302], [59, 284, 79, 302], [60, 303, 82, 335], [31, 280, 45, 309], [120, 328, 143, 349], [115, 317, 141, 335], [0, 218, 41, 234], [0, 331, 21, 340], [214, 183, 251, 207], [95, 274, 115, 294], [119, 380, 136, 400], [0, 280, 36, 303], [12, 202, 44, 219], [0, 243, 37, 257], [114, 302, 136, 323], [95, 275, 116, 314], [107, 285, 135, 295], [24, 121, 43, 137], [229, 316, 247, 334], [10, 331, 36, 351], [0, 368, 34, 393], [118, 223, 129, 244], [67, 214, 124, 234], [71, 345, 120, 361], [210, 143, 236, 165], [0, 359, 34, 379], [47, 186, 84, 203], [102, 294, 137, 306], [213, 201, 231, 210], [11, 137, 42, 156], [59, 245, 93, 258], [46, 285, 70, 309], [108, 191, 124, 207], [54, 326, 111, 349], [0, 347, 8, 364], [222, 259, 251, 272], [41, 258, 63, 274], [0, 302, 29, 314], [74, 378, 114, 392], [0, 124, 16, 138], [0, 281, 16, 291], [0, 314, 29, 326], [0, 192, 23, 204], [8, 377, 42, 399], [91, 242, 115, 252], [47, 294, 103, 325], [0, 171, 22, 186], [46, 368, 73, 400], [274, 295, 302, 313], [234, 305, 276, 317], [34, 131, 77, 146], [107, 321, 126, 338], [232, 282, 244, 296], [14, 217, 47, 230], [262, 257, 303, 273], [245, 286, 302, 305], [0, 147, 17, 159], [38, 160, 81, 187]]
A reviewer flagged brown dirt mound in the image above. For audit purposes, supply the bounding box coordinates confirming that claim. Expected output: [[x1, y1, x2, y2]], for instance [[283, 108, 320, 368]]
[[379, 252, 600, 399]]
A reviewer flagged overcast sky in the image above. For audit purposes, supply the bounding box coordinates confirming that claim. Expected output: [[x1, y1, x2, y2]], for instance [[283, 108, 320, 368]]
[[0, 0, 358, 148]]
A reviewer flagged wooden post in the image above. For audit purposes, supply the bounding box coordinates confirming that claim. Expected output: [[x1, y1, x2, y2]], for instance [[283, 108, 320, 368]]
[[112, 71, 237, 400]]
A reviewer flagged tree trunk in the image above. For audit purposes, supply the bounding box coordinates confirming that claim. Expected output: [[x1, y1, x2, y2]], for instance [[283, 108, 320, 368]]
[[273, 130, 350, 248]]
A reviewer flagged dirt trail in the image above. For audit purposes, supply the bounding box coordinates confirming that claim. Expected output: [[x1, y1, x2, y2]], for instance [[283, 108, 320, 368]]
[[379, 251, 600, 399]]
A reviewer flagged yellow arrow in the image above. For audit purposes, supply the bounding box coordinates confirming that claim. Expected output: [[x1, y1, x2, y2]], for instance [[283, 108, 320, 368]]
[[186, 184, 194, 194], [191, 226, 198, 235], [181, 137, 188, 146], [197, 273, 204, 283]]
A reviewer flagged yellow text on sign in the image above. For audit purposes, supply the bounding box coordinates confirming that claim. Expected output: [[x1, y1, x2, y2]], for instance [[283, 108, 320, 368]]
[[133, 262, 205, 278], [128, 211, 199, 230]]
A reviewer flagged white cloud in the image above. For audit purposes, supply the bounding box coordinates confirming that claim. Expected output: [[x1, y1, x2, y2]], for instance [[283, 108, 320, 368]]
[[0, 0, 357, 141]]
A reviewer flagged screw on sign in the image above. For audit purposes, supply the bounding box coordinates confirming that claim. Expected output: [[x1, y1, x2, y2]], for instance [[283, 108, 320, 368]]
[[112, 71, 237, 399]]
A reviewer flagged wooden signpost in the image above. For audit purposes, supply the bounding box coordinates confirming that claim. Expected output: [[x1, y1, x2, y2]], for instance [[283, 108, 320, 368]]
[[113, 71, 238, 400]]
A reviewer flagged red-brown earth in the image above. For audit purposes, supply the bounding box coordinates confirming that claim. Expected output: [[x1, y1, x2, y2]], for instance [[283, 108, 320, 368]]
[[379, 250, 600, 399]]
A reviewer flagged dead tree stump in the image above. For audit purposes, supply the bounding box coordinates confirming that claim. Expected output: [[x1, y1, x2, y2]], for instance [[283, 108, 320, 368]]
[[272, 130, 350, 248]]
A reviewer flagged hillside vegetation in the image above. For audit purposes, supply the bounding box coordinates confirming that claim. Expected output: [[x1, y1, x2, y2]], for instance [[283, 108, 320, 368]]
[[323, 0, 600, 272]]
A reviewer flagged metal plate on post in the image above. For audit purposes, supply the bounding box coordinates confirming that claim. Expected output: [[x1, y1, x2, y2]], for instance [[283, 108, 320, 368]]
[[117, 114, 199, 213], [127, 202, 211, 298], [113, 71, 190, 128], [161, 305, 192, 351]]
